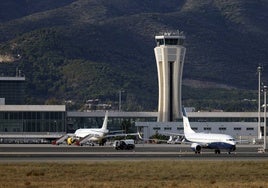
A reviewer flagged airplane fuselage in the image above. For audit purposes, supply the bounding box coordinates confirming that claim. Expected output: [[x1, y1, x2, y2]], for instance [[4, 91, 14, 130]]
[[185, 132, 236, 151], [74, 128, 109, 141]]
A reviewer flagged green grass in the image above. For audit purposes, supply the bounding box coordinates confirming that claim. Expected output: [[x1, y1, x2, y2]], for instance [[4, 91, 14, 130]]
[[0, 161, 267, 188]]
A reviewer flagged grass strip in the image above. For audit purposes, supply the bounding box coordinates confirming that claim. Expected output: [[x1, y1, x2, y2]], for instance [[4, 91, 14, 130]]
[[0, 160, 267, 188]]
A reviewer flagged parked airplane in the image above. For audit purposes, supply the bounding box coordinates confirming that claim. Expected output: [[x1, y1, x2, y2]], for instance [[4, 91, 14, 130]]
[[71, 110, 109, 146], [182, 108, 236, 154], [53, 111, 138, 146]]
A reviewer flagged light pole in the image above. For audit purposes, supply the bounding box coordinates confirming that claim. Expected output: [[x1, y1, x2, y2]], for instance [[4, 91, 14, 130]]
[[119, 90, 124, 111], [258, 66, 262, 139], [263, 86, 267, 152]]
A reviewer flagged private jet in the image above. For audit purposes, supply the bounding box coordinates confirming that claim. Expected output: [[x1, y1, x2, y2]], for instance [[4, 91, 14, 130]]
[[182, 108, 236, 154]]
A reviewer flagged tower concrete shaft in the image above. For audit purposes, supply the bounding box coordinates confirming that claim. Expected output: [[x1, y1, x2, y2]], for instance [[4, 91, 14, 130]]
[[154, 31, 186, 122]]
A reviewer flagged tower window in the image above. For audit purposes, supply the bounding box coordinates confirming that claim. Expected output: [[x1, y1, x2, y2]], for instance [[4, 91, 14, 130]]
[[165, 39, 178, 45], [156, 39, 164, 46]]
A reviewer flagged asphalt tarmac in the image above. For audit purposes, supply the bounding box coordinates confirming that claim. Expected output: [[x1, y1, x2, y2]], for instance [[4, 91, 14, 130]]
[[0, 143, 267, 162]]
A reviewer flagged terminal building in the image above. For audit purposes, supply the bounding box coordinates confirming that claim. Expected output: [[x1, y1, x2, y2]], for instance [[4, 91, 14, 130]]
[[0, 75, 67, 142], [0, 105, 66, 143], [68, 111, 261, 142], [0, 103, 263, 143], [0, 105, 66, 133]]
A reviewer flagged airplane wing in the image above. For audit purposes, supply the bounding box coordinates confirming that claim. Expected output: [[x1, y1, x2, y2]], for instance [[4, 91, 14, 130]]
[[158, 131, 184, 137], [105, 132, 141, 138], [136, 132, 184, 144], [109, 130, 125, 133], [137, 136, 170, 143]]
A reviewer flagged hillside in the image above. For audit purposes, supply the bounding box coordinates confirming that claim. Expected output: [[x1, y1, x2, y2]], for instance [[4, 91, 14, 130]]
[[0, 0, 267, 111]]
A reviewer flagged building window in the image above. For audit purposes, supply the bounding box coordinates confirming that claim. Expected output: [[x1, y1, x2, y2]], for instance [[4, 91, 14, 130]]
[[192, 127, 198, 131], [164, 127, 172, 130], [234, 127, 241, 130], [204, 127, 211, 131], [219, 127, 226, 131], [153, 127, 161, 130], [246, 127, 254, 131], [177, 127, 183, 130]]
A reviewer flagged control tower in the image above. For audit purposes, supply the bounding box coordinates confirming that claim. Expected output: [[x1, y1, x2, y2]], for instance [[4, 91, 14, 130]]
[[154, 31, 186, 122]]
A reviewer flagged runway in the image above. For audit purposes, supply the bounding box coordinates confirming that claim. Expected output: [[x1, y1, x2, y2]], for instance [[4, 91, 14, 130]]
[[0, 144, 267, 162]]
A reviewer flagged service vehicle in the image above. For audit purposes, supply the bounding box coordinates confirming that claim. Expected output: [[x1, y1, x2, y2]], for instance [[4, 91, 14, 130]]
[[113, 139, 135, 150]]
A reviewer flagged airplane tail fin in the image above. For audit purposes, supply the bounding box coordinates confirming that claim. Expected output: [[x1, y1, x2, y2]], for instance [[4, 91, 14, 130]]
[[101, 111, 108, 130], [182, 107, 195, 134]]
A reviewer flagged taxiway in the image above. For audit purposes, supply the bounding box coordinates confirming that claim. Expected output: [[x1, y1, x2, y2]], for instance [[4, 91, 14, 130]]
[[0, 144, 267, 162]]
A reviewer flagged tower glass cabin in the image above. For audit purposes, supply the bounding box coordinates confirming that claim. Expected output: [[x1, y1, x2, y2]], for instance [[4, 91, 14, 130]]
[[154, 31, 186, 122]]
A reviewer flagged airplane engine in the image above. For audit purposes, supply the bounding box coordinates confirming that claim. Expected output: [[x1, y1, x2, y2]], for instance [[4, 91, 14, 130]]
[[191, 143, 201, 153]]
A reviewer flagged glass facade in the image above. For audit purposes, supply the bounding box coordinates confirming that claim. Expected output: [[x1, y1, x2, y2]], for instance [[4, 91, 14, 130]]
[[0, 77, 26, 104], [0, 106, 66, 133], [0, 111, 66, 133], [156, 38, 184, 46]]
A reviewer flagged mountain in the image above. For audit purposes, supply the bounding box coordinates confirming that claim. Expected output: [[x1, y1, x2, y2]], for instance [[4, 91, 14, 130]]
[[0, 0, 267, 111], [0, 0, 76, 22]]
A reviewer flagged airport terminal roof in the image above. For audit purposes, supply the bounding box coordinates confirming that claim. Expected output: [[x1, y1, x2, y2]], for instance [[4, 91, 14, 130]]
[[0, 105, 66, 112], [187, 112, 259, 118], [0, 77, 25, 81], [67, 111, 158, 117], [67, 111, 260, 118], [0, 105, 261, 118]]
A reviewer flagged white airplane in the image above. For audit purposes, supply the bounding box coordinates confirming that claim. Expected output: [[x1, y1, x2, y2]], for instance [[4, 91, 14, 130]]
[[71, 111, 109, 146], [182, 108, 236, 154], [54, 111, 138, 146]]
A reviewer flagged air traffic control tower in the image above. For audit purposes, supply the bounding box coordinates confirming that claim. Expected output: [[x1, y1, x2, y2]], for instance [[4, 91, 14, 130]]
[[154, 31, 186, 122]]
